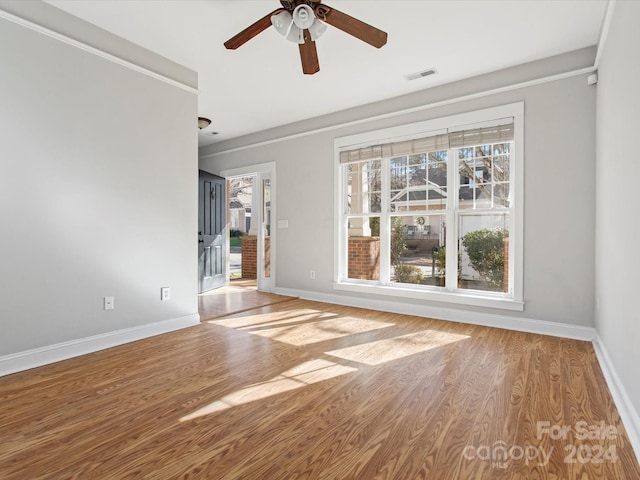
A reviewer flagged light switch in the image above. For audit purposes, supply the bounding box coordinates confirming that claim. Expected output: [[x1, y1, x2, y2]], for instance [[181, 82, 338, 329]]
[[104, 296, 114, 310]]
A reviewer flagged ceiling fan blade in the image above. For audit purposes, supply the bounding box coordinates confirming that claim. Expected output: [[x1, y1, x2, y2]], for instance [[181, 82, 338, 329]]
[[316, 4, 387, 48], [299, 29, 320, 75], [224, 8, 285, 50]]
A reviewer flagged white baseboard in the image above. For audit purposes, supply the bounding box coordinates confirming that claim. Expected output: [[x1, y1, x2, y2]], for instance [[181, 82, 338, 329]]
[[592, 333, 640, 463], [0, 313, 200, 377], [274, 287, 596, 341]]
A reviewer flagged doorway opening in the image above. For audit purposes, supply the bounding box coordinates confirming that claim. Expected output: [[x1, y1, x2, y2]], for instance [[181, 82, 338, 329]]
[[223, 162, 275, 293]]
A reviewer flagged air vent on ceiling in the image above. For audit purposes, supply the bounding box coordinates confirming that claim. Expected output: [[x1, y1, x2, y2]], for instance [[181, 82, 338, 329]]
[[406, 68, 437, 81]]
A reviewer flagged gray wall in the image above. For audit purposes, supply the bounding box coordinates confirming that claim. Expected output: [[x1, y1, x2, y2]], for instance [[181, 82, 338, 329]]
[[0, 3, 199, 356], [595, 1, 640, 418], [200, 50, 597, 327]]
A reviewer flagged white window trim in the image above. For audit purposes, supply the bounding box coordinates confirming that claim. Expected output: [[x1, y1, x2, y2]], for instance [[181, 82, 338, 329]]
[[333, 103, 524, 311]]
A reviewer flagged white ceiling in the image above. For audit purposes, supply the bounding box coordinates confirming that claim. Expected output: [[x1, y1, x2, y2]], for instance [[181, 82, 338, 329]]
[[46, 0, 607, 147]]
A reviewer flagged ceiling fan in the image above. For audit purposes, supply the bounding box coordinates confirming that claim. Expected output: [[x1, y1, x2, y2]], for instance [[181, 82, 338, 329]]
[[224, 0, 387, 75]]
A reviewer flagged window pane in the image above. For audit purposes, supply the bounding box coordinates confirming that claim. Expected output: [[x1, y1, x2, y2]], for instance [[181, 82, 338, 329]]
[[475, 145, 491, 157], [494, 182, 510, 208], [390, 151, 447, 213], [458, 185, 476, 209], [493, 143, 510, 155], [458, 147, 474, 160], [408, 156, 426, 188], [428, 156, 447, 189], [458, 143, 511, 209], [390, 156, 408, 211], [347, 160, 381, 214], [458, 214, 510, 293], [389, 215, 445, 287], [347, 216, 380, 281], [428, 152, 448, 211], [493, 155, 510, 181]]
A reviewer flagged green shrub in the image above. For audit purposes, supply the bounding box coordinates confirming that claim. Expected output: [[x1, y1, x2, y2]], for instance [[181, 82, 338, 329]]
[[369, 217, 380, 237], [390, 217, 407, 269], [461, 228, 508, 288]]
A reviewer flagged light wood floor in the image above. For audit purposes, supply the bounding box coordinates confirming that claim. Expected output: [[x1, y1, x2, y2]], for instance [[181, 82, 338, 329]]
[[198, 279, 296, 321], [1, 300, 639, 479]]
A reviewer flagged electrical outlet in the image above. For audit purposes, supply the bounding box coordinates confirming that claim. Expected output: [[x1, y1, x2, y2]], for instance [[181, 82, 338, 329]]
[[161, 287, 170, 301], [104, 296, 114, 310], [310, 270, 316, 280]]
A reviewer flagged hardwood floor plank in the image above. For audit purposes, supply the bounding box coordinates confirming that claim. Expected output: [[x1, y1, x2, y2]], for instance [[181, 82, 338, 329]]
[[198, 281, 296, 321], [1, 299, 638, 479]]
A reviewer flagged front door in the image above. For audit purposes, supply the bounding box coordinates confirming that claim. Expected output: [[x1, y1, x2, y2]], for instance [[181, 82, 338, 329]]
[[198, 170, 226, 293]]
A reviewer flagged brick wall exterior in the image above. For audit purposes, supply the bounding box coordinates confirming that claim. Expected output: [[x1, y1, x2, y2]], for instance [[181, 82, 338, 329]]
[[264, 237, 270, 278], [240, 235, 270, 279], [241, 236, 257, 279], [348, 237, 380, 280]]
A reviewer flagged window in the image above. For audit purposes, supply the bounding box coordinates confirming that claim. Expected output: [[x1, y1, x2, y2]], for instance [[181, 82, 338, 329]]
[[334, 104, 523, 311]]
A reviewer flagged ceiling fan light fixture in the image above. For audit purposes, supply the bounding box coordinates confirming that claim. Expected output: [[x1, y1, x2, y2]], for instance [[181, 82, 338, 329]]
[[271, 10, 293, 36], [308, 18, 327, 41], [286, 23, 305, 44], [292, 4, 315, 29]]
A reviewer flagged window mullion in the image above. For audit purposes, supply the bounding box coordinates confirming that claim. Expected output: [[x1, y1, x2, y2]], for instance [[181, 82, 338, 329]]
[[339, 164, 350, 282], [379, 157, 391, 284], [445, 147, 458, 291]]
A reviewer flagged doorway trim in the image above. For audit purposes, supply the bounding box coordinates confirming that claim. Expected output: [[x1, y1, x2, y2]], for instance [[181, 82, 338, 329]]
[[221, 162, 276, 293]]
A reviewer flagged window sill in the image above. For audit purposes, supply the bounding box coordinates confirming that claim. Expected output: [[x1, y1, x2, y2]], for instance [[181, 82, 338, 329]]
[[332, 281, 525, 312]]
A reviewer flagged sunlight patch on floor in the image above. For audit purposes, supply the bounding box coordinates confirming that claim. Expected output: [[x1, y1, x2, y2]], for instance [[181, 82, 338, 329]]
[[326, 329, 470, 366], [210, 308, 338, 330], [199, 285, 256, 296], [247, 316, 395, 346], [180, 359, 357, 421]]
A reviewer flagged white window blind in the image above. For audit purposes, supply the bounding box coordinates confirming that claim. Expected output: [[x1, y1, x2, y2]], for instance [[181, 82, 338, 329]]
[[449, 123, 514, 149], [339, 120, 514, 164]]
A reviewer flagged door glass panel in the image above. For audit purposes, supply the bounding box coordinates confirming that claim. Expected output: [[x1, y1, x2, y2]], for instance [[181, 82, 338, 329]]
[[261, 178, 271, 279]]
